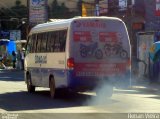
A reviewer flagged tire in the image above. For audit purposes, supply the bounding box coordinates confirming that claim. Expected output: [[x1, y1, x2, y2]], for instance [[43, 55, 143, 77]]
[[26, 74, 35, 93], [104, 44, 111, 56], [49, 77, 56, 98], [95, 49, 103, 59], [120, 50, 128, 58], [80, 48, 87, 57]]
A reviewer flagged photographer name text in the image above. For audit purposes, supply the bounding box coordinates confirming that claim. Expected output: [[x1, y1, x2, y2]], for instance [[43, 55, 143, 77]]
[[128, 113, 160, 119]]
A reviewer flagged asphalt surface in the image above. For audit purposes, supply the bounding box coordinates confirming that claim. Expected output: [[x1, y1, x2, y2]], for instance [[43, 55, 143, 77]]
[[0, 69, 160, 119]]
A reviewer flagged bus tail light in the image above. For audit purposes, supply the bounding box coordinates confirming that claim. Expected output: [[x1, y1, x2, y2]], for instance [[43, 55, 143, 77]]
[[67, 58, 75, 68]]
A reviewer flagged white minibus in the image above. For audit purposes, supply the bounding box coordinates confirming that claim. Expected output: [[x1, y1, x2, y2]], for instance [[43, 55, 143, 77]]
[[25, 17, 131, 98]]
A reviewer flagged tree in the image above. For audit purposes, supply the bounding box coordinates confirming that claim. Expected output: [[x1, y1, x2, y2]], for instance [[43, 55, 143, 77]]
[[0, 0, 28, 39], [50, 0, 59, 18], [61, 3, 69, 12], [0, 0, 27, 19], [11, 0, 28, 18], [77, 0, 82, 16], [0, 0, 28, 30], [50, 0, 70, 18]]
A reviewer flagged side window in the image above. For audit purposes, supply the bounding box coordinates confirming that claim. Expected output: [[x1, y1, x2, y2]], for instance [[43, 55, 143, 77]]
[[26, 35, 32, 53], [40, 33, 47, 52], [45, 29, 67, 53], [36, 33, 42, 53], [51, 32, 56, 52], [54, 31, 60, 52], [59, 30, 67, 52], [32, 34, 37, 53], [46, 32, 52, 52]]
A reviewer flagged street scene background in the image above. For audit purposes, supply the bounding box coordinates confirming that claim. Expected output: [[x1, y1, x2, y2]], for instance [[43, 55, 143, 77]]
[[0, 0, 160, 119]]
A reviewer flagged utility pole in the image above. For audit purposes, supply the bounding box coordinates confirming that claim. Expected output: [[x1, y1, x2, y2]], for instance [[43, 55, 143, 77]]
[[95, 0, 99, 16], [127, 0, 135, 57]]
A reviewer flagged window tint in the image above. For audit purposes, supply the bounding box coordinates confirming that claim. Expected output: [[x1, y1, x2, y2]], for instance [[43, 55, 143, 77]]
[[54, 31, 60, 52], [32, 34, 37, 53], [46, 29, 67, 52], [50, 32, 56, 52], [36, 33, 42, 52], [28, 29, 67, 53], [59, 30, 67, 52], [26, 36, 32, 53], [40, 33, 47, 52], [47, 31, 60, 52], [46, 32, 52, 52]]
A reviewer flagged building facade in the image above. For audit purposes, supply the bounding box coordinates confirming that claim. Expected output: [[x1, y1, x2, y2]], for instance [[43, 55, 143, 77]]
[[145, 0, 160, 31]]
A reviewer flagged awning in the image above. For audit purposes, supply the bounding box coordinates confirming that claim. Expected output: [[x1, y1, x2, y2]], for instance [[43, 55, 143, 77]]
[[0, 39, 10, 46], [149, 41, 160, 61]]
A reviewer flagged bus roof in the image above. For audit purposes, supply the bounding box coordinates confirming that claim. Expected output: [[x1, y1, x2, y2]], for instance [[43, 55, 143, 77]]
[[29, 16, 123, 35]]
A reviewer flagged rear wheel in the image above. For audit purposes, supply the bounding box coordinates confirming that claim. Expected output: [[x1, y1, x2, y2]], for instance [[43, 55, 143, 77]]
[[49, 77, 56, 98], [26, 74, 35, 93]]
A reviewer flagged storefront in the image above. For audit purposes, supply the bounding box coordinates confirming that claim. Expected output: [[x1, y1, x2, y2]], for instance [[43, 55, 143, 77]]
[[149, 41, 160, 82]]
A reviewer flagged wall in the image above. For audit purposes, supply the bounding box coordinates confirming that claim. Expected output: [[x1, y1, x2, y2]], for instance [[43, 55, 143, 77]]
[[145, 0, 160, 31]]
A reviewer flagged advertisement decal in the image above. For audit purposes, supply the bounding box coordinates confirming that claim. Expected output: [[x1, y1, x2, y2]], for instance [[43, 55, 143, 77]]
[[29, 0, 48, 25], [155, 0, 160, 16], [72, 20, 129, 76], [75, 63, 127, 76]]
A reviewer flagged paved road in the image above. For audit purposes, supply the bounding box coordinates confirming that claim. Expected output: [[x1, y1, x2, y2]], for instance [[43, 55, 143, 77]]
[[0, 69, 160, 119]]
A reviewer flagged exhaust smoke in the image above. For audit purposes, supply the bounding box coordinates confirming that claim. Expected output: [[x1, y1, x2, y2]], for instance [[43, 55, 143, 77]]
[[85, 76, 131, 106]]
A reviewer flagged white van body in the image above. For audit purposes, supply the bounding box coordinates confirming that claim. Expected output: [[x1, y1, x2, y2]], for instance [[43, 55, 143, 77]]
[[25, 17, 131, 95]]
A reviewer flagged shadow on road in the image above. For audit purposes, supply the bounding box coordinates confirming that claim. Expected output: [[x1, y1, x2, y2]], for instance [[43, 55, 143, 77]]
[[0, 91, 85, 111], [0, 70, 24, 82], [0, 70, 118, 111], [114, 83, 160, 100], [0, 90, 117, 111]]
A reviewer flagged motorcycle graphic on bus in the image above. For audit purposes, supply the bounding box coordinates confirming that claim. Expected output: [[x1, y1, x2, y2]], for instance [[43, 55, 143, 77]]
[[80, 42, 128, 59], [80, 42, 103, 59], [104, 42, 128, 58]]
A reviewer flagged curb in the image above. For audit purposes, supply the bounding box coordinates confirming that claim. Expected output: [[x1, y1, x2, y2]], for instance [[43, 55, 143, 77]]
[[129, 84, 160, 92]]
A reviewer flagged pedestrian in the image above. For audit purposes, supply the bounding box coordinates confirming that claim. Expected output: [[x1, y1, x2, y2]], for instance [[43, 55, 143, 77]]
[[16, 50, 21, 70], [20, 48, 25, 70], [12, 51, 16, 69], [0, 54, 6, 69]]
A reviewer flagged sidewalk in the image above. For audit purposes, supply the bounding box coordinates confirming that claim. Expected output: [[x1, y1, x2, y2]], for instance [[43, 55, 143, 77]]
[[131, 83, 160, 92], [130, 68, 160, 91], [0, 67, 23, 71], [130, 77, 160, 92], [0, 66, 12, 70]]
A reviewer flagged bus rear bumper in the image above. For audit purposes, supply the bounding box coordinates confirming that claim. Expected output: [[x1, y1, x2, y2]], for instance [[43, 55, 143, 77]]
[[67, 70, 131, 91]]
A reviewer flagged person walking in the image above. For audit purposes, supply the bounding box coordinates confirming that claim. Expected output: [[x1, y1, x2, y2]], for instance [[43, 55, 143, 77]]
[[12, 51, 16, 69], [16, 50, 21, 70], [0, 54, 6, 69], [20, 48, 25, 70]]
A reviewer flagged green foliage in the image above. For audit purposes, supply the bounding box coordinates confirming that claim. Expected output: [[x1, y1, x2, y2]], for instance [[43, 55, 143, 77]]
[[0, 0, 27, 30], [50, 0, 81, 19], [10, 0, 28, 18], [0, 0, 27, 19], [0, 0, 82, 22], [50, 0, 70, 18], [77, 0, 82, 16]]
